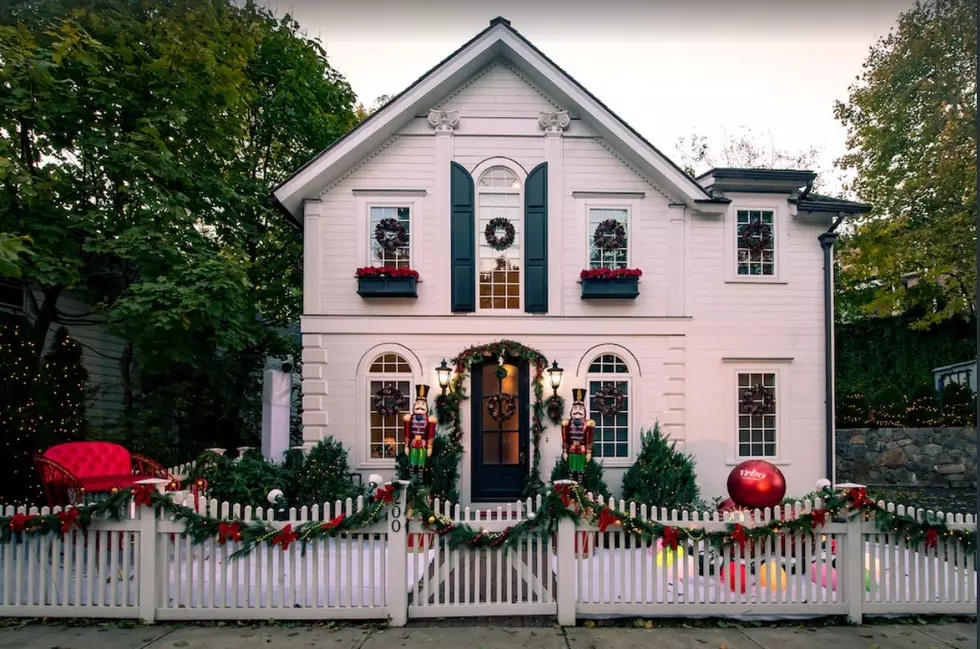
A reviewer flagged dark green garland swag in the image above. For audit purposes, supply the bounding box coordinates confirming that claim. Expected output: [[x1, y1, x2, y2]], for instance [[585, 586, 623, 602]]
[[434, 339, 552, 499], [2, 482, 975, 558]]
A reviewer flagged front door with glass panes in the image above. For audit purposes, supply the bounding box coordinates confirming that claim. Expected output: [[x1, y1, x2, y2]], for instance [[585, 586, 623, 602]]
[[471, 359, 529, 502]]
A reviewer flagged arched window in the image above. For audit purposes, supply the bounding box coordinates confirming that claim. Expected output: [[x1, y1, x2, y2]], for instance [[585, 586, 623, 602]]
[[586, 354, 631, 459], [477, 165, 522, 310], [368, 353, 413, 460]]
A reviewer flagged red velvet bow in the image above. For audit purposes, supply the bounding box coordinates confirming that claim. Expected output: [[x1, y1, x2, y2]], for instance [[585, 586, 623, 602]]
[[555, 483, 573, 507], [273, 524, 298, 551], [848, 487, 873, 509], [810, 508, 828, 529], [597, 507, 619, 532], [729, 523, 749, 550], [374, 484, 395, 503], [132, 484, 155, 508], [9, 513, 35, 532], [322, 514, 345, 531], [57, 508, 80, 535], [218, 522, 242, 544], [662, 526, 680, 550], [925, 527, 939, 549]]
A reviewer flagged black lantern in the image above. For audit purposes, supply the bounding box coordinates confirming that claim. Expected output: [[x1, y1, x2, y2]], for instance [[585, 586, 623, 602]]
[[436, 358, 452, 394], [546, 360, 563, 396]]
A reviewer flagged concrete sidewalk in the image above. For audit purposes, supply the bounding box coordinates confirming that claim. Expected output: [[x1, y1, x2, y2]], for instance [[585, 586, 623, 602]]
[[0, 621, 975, 649]]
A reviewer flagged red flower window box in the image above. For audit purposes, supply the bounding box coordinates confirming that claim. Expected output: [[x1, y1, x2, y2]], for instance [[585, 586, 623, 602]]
[[355, 267, 419, 298], [579, 268, 641, 299]]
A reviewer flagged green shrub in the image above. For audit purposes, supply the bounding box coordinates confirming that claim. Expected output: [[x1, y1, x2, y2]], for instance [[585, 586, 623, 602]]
[[867, 387, 905, 428], [940, 382, 976, 426], [905, 384, 942, 426], [550, 456, 610, 498], [836, 392, 869, 428], [395, 434, 459, 503], [621, 423, 700, 510], [196, 449, 283, 510], [285, 437, 363, 507]]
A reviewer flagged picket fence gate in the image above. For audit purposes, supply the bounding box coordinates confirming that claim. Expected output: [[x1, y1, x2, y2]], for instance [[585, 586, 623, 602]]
[[0, 484, 975, 625]]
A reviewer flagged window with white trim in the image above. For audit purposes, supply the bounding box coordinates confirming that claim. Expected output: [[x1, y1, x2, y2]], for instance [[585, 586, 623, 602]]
[[736, 210, 775, 276], [369, 206, 411, 268], [477, 166, 522, 310], [588, 208, 629, 269], [587, 354, 631, 459], [737, 372, 777, 458], [368, 353, 413, 460]]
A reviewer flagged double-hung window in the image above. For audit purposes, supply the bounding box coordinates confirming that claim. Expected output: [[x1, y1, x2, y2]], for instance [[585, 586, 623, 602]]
[[588, 208, 629, 269], [369, 206, 411, 268], [737, 372, 777, 458], [586, 354, 631, 459]]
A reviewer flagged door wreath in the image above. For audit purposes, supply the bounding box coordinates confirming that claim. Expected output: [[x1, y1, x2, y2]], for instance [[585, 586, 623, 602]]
[[372, 385, 407, 417], [374, 218, 408, 252], [739, 385, 775, 415], [484, 218, 516, 251], [486, 392, 518, 422]]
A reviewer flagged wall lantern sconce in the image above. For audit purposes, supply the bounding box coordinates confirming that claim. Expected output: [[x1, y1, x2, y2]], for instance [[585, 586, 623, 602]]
[[546, 360, 564, 396], [436, 358, 452, 394]]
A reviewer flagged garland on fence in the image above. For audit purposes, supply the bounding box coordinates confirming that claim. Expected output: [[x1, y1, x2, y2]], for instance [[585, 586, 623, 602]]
[[434, 340, 551, 499], [1, 481, 975, 559]]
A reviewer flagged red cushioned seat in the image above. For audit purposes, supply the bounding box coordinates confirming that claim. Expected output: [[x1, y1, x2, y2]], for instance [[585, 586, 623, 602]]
[[78, 474, 141, 492], [44, 441, 132, 479]]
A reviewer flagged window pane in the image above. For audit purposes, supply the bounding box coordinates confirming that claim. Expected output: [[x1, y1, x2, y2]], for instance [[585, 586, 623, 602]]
[[736, 209, 775, 276], [736, 372, 777, 458], [369, 379, 410, 459], [369, 353, 411, 374], [369, 206, 411, 268], [587, 208, 629, 269], [588, 378, 629, 459], [478, 189, 521, 311], [482, 432, 500, 464]]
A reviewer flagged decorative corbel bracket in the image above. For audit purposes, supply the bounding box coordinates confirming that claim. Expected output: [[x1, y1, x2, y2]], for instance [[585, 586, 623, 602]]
[[427, 109, 460, 132], [538, 110, 570, 133]]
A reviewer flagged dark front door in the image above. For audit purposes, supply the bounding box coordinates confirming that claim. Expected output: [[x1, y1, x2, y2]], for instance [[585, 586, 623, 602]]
[[471, 359, 529, 502]]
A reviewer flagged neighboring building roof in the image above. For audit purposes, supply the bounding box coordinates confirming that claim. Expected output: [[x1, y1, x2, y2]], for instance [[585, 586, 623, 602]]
[[272, 17, 718, 224], [795, 193, 872, 215], [932, 359, 978, 373]]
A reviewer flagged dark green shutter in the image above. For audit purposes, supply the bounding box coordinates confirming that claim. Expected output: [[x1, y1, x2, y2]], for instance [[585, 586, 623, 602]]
[[524, 162, 548, 313], [450, 162, 476, 312]]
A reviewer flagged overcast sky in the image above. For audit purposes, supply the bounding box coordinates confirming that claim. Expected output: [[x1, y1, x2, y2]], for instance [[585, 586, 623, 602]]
[[262, 0, 916, 194]]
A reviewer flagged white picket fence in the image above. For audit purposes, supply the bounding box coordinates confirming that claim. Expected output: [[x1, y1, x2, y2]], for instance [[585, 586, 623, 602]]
[[0, 487, 975, 625]]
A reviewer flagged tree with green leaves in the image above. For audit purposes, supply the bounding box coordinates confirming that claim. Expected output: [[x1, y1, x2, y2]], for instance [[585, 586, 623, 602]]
[[621, 424, 700, 510], [834, 0, 977, 330]]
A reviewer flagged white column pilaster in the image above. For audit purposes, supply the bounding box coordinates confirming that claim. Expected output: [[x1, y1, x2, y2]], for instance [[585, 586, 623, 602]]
[[539, 111, 569, 315], [429, 110, 459, 315], [303, 199, 322, 316], [667, 204, 687, 316]]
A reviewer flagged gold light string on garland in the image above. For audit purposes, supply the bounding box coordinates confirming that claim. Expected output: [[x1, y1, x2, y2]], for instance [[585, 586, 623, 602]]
[[1, 480, 975, 557]]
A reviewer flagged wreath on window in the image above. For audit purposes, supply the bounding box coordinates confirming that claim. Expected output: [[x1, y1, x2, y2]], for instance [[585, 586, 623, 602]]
[[592, 384, 625, 417], [592, 219, 627, 252], [739, 385, 775, 415], [484, 217, 516, 251], [486, 392, 518, 422], [374, 218, 408, 253], [372, 385, 407, 417], [739, 219, 773, 253]]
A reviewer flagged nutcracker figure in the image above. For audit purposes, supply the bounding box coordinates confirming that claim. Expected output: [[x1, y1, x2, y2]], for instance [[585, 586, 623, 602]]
[[561, 388, 595, 485], [403, 384, 437, 478]]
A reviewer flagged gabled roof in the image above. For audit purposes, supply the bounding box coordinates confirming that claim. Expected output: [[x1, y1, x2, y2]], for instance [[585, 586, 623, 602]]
[[273, 17, 715, 223]]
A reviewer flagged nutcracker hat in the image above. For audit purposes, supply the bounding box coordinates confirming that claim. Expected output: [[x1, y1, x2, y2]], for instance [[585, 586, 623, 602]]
[[571, 388, 587, 404], [414, 384, 431, 400]]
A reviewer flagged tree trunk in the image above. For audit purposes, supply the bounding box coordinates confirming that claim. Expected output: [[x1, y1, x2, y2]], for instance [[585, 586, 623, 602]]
[[121, 341, 135, 445], [27, 285, 63, 375]]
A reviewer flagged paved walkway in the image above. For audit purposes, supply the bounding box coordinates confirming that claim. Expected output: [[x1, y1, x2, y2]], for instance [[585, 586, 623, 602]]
[[0, 621, 975, 649]]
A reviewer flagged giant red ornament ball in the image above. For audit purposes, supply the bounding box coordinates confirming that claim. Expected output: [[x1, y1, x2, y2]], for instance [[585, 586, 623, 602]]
[[726, 460, 786, 510]]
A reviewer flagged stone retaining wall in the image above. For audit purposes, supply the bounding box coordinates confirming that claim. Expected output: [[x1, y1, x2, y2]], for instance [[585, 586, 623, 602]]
[[836, 427, 977, 488]]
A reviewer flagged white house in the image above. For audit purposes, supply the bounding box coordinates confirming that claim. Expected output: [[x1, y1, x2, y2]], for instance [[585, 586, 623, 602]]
[[273, 18, 871, 503]]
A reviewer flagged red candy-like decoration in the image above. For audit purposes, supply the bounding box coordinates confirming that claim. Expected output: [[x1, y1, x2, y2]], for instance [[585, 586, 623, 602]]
[[726, 460, 786, 510]]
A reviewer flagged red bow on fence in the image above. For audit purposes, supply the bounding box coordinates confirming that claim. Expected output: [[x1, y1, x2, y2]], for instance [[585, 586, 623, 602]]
[[848, 487, 874, 509], [57, 508, 80, 535], [132, 485, 155, 508], [810, 508, 828, 529], [9, 513, 35, 532], [218, 522, 242, 544], [597, 507, 619, 532], [273, 524, 298, 551], [729, 523, 749, 550], [661, 526, 680, 551], [925, 527, 939, 549], [374, 484, 395, 503], [322, 514, 345, 531]]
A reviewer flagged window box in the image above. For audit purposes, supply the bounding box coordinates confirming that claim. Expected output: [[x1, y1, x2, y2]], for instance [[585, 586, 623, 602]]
[[579, 268, 641, 300], [355, 267, 419, 298]]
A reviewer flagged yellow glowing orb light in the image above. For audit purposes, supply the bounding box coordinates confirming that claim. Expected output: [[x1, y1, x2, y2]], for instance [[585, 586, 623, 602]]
[[652, 539, 685, 568], [759, 561, 787, 591]]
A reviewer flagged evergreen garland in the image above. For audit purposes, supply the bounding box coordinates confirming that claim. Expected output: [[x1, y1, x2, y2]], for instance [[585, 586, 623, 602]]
[[437, 340, 552, 500], [621, 424, 700, 510], [0, 481, 975, 559]]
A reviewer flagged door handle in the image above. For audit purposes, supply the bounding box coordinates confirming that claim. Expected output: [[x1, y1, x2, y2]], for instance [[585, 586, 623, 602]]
[[520, 451, 526, 464]]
